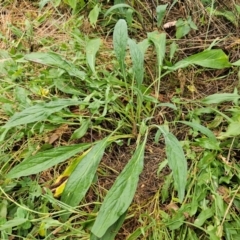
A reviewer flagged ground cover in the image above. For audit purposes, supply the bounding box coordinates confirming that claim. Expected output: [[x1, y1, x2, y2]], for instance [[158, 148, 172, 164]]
[[1, 0, 240, 239]]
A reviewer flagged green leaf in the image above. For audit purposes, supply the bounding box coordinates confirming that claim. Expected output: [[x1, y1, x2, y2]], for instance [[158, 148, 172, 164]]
[[179, 121, 218, 142], [7, 143, 91, 178], [157, 126, 187, 202], [194, 208, 213, 227], [219, 121, 240, 139], [104, 4, 134, 17], [128, 39, 144, 87], [4, 99, 84, 128], [86, 38, 101, 73], [202, 89, 240, 104], [235, 4, 240, 15], [176, 18, 191, 39], [169, 49, 231, 70], [24, 52, 86, 80], [54, 78, 85, 96], [70, 119, 90, 140], [61, 138, 108, 220], [113, 19, 128, 74], [0, 218, 27, 230], [207, 7, 237, 26], [91, 137, 147, 238], [156, 4, 168, 27], [148, 31, 166, 67], [90, 211, 127, 240], [88, 4, 101, 28]]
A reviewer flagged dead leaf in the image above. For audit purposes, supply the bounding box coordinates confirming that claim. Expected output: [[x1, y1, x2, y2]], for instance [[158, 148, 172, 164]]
[[163, 21, 177, 29], [47, 124, 68, 144]]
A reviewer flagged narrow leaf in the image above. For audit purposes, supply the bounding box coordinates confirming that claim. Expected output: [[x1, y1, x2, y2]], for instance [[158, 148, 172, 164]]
[[0, 218, 27, 230], [202, 89, 240, 104], [156, 4, 168, 27], [113, 19, 128, 73], [91, 137, 147, 238], [128, 39, 144, 87], [7, 143, 91, 178], [158, 127, 187, 202], [148, 32, 166, 67], [104, 4, 134, 17], [88, 4, 101, 27], [4, 99, 84, 128], [179, 121, 217, 142], [24, 52, 86, 79], [61, 138, 108, 220], [70, 119, 90, 140], [86, 38, 101, 73]]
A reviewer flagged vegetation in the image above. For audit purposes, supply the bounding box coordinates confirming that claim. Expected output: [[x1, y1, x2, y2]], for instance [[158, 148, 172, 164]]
[[1, 0, 240, 239]]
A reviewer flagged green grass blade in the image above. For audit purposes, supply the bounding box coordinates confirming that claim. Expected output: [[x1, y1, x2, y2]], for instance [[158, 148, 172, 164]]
[[61, 138, 108, 220], [91, 136, 147, 238], [24, 52, 86, 79], [128, 39, 144, 87], [4, 99, 84, 128], [157, 126, 187, 202], [86, 38, 101, 73], [7, 143, 92, 178], [113, 19, 128, 75]]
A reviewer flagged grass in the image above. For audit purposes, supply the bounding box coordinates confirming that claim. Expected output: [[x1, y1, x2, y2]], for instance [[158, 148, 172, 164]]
[[1, 0, 240, 239]]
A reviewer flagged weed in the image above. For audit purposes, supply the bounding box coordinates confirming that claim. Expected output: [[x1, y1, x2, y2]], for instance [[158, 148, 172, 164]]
[[1, 1, 240, 239]]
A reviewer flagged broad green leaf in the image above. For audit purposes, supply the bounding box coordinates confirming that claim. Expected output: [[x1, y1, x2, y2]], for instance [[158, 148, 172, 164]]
[[70, 119, 90, 140], [61, 138, 108, 220], [7, 143, 91, 178], [156, 4, 168, 27], [0, 218, 27, 230], [88, 4, 101, 28], [157, 126, 187, 202], [202, 89, 240, 104], [176, 18, 191, 39], [113, 19, 128, 74], [148, 32, 166, 67], [24, 52, 86, 80], [169, 49, 231, 70], [53, 148, 91, 197], [91, 137, 147, 238], [90, 211, 127, 240], [86, 38, 101, 73], [128, 39, 144, 87], [4, 99, 84, 128]]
